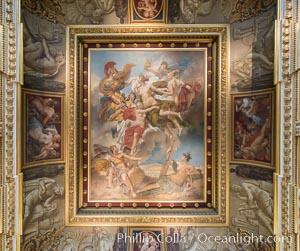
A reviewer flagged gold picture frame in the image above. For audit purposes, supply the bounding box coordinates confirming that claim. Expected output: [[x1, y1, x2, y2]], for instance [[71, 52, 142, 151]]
[[22, 88, 65, 169], [66, 25, 230, 226], [231, 89, 275, 169], [129, 0, 167, 24]]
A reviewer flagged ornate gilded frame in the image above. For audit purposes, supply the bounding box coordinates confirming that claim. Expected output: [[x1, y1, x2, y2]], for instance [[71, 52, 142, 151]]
[[230, 88, 275, 169], [129, 0, 167, 24], [22, 89, 65, 169], [65, 25, 230, 226]]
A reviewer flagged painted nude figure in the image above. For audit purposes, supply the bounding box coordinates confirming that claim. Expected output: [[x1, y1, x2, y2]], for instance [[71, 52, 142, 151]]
[[144, 60, 169, 81], [137, 0, 159, 18], [28, 119, 61, 158], [107, 145, 144, 197], [23, 178, 64, 229], [235, 118, 270, 161], [134, 73, 183, 136], [136, 153, 197, 193], [23, 18, 65, 78], [29, 96, 59, 126]]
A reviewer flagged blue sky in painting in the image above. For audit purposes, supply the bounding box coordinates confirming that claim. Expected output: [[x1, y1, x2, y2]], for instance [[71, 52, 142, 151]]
[[90, 50, 205, 95]]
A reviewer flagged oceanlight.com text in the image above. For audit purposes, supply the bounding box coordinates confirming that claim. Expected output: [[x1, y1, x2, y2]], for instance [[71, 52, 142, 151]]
[[117, 232, 291, 246]]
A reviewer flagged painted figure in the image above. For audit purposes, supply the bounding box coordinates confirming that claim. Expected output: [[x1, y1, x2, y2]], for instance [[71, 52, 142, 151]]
[[144, 60, 169, 81], [23, 178, 64, 229], [180, 0, 217, 23], [29, 96, 59, 125], [26, 93, 62, 164], [28, 118, 61, 160], [231, 182, 274, 234], [107, 145, 144, 197], [133, 73, 184, 136], [94, 228, 114, 251], [234, 93, 273, 164], [99, 61, 135, 120], [113, 227, 126, 251], [122, 101, 159, 154], [166, 227, 180, 251], [136, 153, 199, 194], [23, 16, 65, 78], [137, 0, 159, 18]]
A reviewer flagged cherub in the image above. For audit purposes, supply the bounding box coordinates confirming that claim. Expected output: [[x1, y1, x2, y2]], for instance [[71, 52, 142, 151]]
[[137, 0, 158, 18]]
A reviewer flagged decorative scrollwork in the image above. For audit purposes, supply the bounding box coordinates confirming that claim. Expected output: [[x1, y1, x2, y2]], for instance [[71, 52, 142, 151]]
[[232, 228, 275, 250], [230, 0, 276, 23], [21, 227, 64, 251], [63, 0, 115, 24], [22, 0, 65, 24]]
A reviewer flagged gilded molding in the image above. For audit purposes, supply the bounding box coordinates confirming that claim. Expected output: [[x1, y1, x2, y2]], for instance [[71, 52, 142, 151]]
[[296, 121, 300, 136], [0, 0, 18, 250], [0, 186, 4, 233], [279, 0, 295, 250], [66, 25, 229, 225]]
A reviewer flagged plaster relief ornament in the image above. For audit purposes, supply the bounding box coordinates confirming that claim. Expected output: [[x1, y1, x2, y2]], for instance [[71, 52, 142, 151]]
[[21, 228, 64, 251], [230, 181, 274, 234], [23, 14, 66, 79], [179, 0, 217, 24], [220, 0, 236, 19], [231, 10, 275, 90], [63, 0, 115, 24], [22, 0, 65, 24], [23, 178, 64, 240], [230, 0, 276, 23], [56, 230, 97, 251], [115, 0, 128, 24], [93, 228, 115, 251]]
